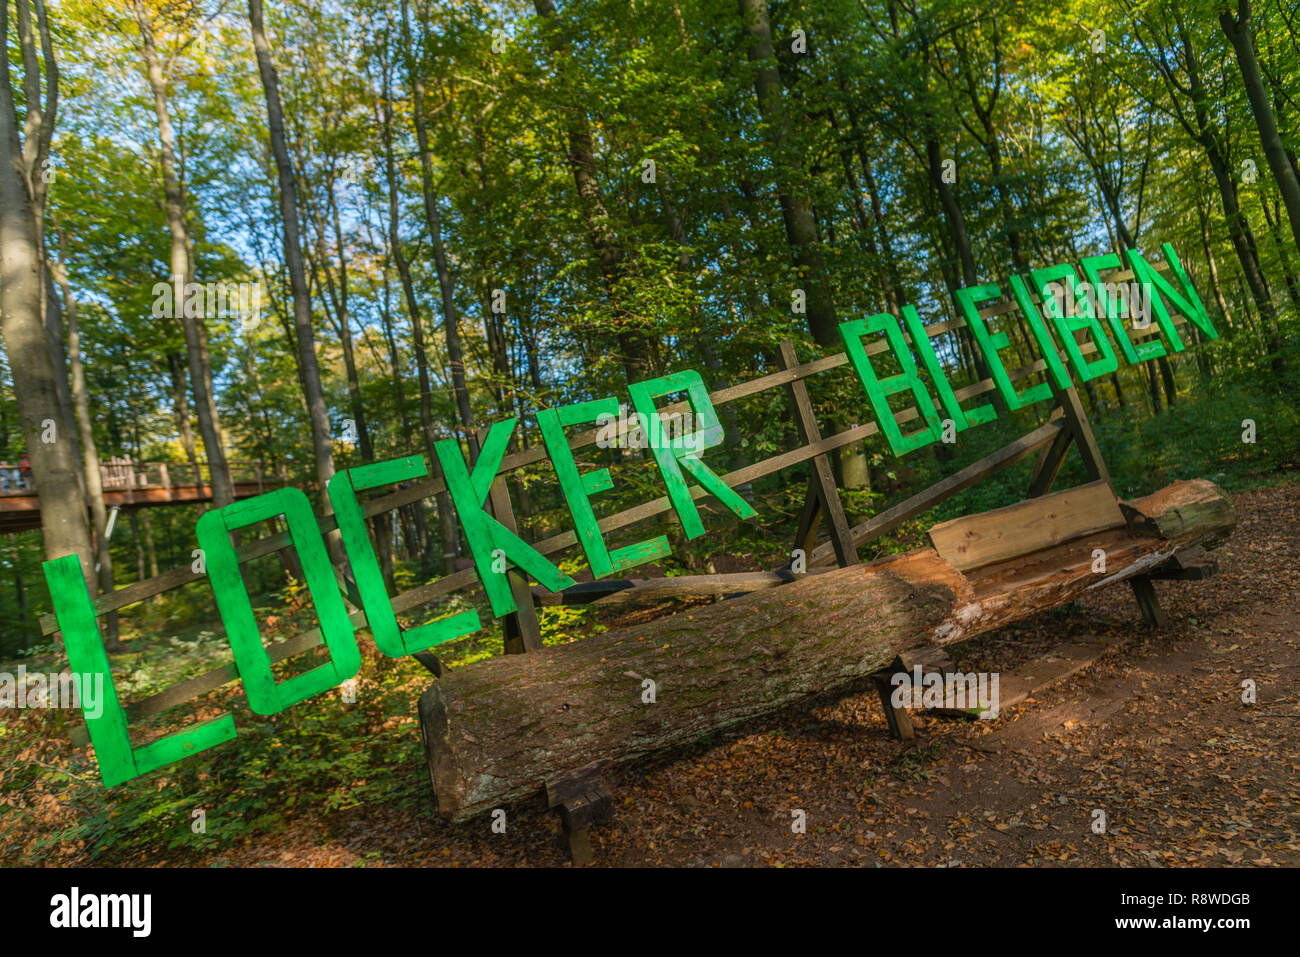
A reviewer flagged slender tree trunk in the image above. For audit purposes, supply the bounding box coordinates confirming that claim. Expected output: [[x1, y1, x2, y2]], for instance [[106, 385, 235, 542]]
[[402, 0, 474, 436], [738, 0, 839, 348], [316, 190, 373, 461], [167, 353, 202, 484], [1146, 361, 1163, 415], [1221, 0, 1300, 255], [1105, 209, 1175, 406], [379, 47, 457, 576], [377, 265, 413, 441], [532, 0, 658, 381], [128, 510, 145, 582], [739, 0, 874, 492], [132, 1, 234, 509], [1261, 194, 1300, 310], [1207, 148, 1283, 374], [1158, 356, 1176, 405], [247, 0, 337, 503], [141, 508, 158, 578], [1165, 18, 1285, 377], [1197, 194, 1235, 329], [11, 544, 25, 620], [52, 249, 122, 648], [922, 134, 1004, 404]]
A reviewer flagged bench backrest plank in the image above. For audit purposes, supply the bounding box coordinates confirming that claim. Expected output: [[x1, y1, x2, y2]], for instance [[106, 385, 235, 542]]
[[927, 479, 1127, 572]]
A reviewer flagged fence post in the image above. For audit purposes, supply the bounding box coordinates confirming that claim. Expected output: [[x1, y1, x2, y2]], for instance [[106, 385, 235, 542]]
[[472, 429, 543, 655], [777, 340, 858, 568]]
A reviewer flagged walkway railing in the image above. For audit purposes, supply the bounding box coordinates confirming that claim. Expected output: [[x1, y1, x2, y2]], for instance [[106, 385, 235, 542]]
[[0, 458, 284, 495]]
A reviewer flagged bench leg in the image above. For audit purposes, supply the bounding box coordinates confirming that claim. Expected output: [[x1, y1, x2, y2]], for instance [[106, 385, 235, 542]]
[[1129, 574, 1168, 628], [548, 761, 614, 866], [872, 674, 915, 740]]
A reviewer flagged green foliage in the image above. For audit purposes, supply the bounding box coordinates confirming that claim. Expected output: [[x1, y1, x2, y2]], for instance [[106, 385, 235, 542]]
[[4, 0, 1300, 861]]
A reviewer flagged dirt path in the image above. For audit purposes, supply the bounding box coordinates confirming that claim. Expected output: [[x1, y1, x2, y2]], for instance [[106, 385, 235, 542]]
[[218, 482, 1300, 867]]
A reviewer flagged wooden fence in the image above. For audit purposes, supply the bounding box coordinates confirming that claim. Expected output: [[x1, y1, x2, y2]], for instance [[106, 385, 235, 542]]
[[45, 259, 1204, 742]]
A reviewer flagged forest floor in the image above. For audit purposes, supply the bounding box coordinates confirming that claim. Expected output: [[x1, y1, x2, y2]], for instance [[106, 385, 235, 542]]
[[6, 480, 1298, 867], [195, 480, 1300, 868]]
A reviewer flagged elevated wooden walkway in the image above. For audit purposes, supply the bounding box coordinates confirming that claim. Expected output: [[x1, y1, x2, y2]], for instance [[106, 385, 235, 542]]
[[0, 458, 284, 532]]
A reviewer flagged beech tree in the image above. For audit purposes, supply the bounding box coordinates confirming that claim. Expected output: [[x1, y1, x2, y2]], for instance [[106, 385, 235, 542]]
[[0, 0, 93, 583]]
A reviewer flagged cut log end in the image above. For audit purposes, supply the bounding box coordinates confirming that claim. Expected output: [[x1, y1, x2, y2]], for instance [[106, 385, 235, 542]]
[[1122, 478, 1235, 546]]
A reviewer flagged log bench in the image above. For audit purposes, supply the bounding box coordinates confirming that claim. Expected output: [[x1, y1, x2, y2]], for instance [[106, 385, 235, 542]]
[[418, 478, 1234, 846]]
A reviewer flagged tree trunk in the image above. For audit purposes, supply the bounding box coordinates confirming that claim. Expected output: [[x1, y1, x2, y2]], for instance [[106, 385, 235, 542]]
[[1221, 0, 1300, 255], [1197, 193, 1234, 329], [11, 544, 25, 620], [1158, 356, 1176, 406], [420, 480, 1234, 820], [532, 0, 657, 381], [317, 189, 373, 462], [41, 271, 80, 468], [0, 2, 93, 584], [166, 353, 202, 484], [247, 0, 336, 503], [132, 1, 234, 509], [1207, 148, 1283, 374], [402, 0, 474, 436], [141, 508, 158, 579], [1164, 17, 1285, 377], [52, 250, 122, 649], [1261, 195, 1300, 310], [737, 0, 839, 348], [378, 46, 458, 576], [128, 510, 145, 582]]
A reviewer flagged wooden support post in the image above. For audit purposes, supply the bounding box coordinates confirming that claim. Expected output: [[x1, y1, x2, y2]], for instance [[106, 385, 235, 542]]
[[474, 429, 543, 655], [545, 760, 614, 866], [808, 416, 1066, 568], [1054, 383, 1110, 487], [1129, 575, 1168, 628], [1147, 546, 1218, 581], [1027, 411, 1074, 498], [791, 475, 822, 559], [871, 672, 915, 740], [265, 517, 303, 581], [777, 341, 858, 568], [871, 650, 957, 740]]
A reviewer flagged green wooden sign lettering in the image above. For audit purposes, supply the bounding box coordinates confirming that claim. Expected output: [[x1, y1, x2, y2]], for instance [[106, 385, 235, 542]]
[[198, 487, 361, 715], [44, 554, 236, 787], [43, 244, 1216, 788], [626, 370, 756, 538], [328, 457, 480, 655], [840, 312, 944, 454], [538, 397, 671, 577]]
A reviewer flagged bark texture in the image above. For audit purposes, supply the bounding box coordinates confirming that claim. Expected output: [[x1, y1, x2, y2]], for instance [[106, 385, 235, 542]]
[[420, 479, 1233, 821]]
